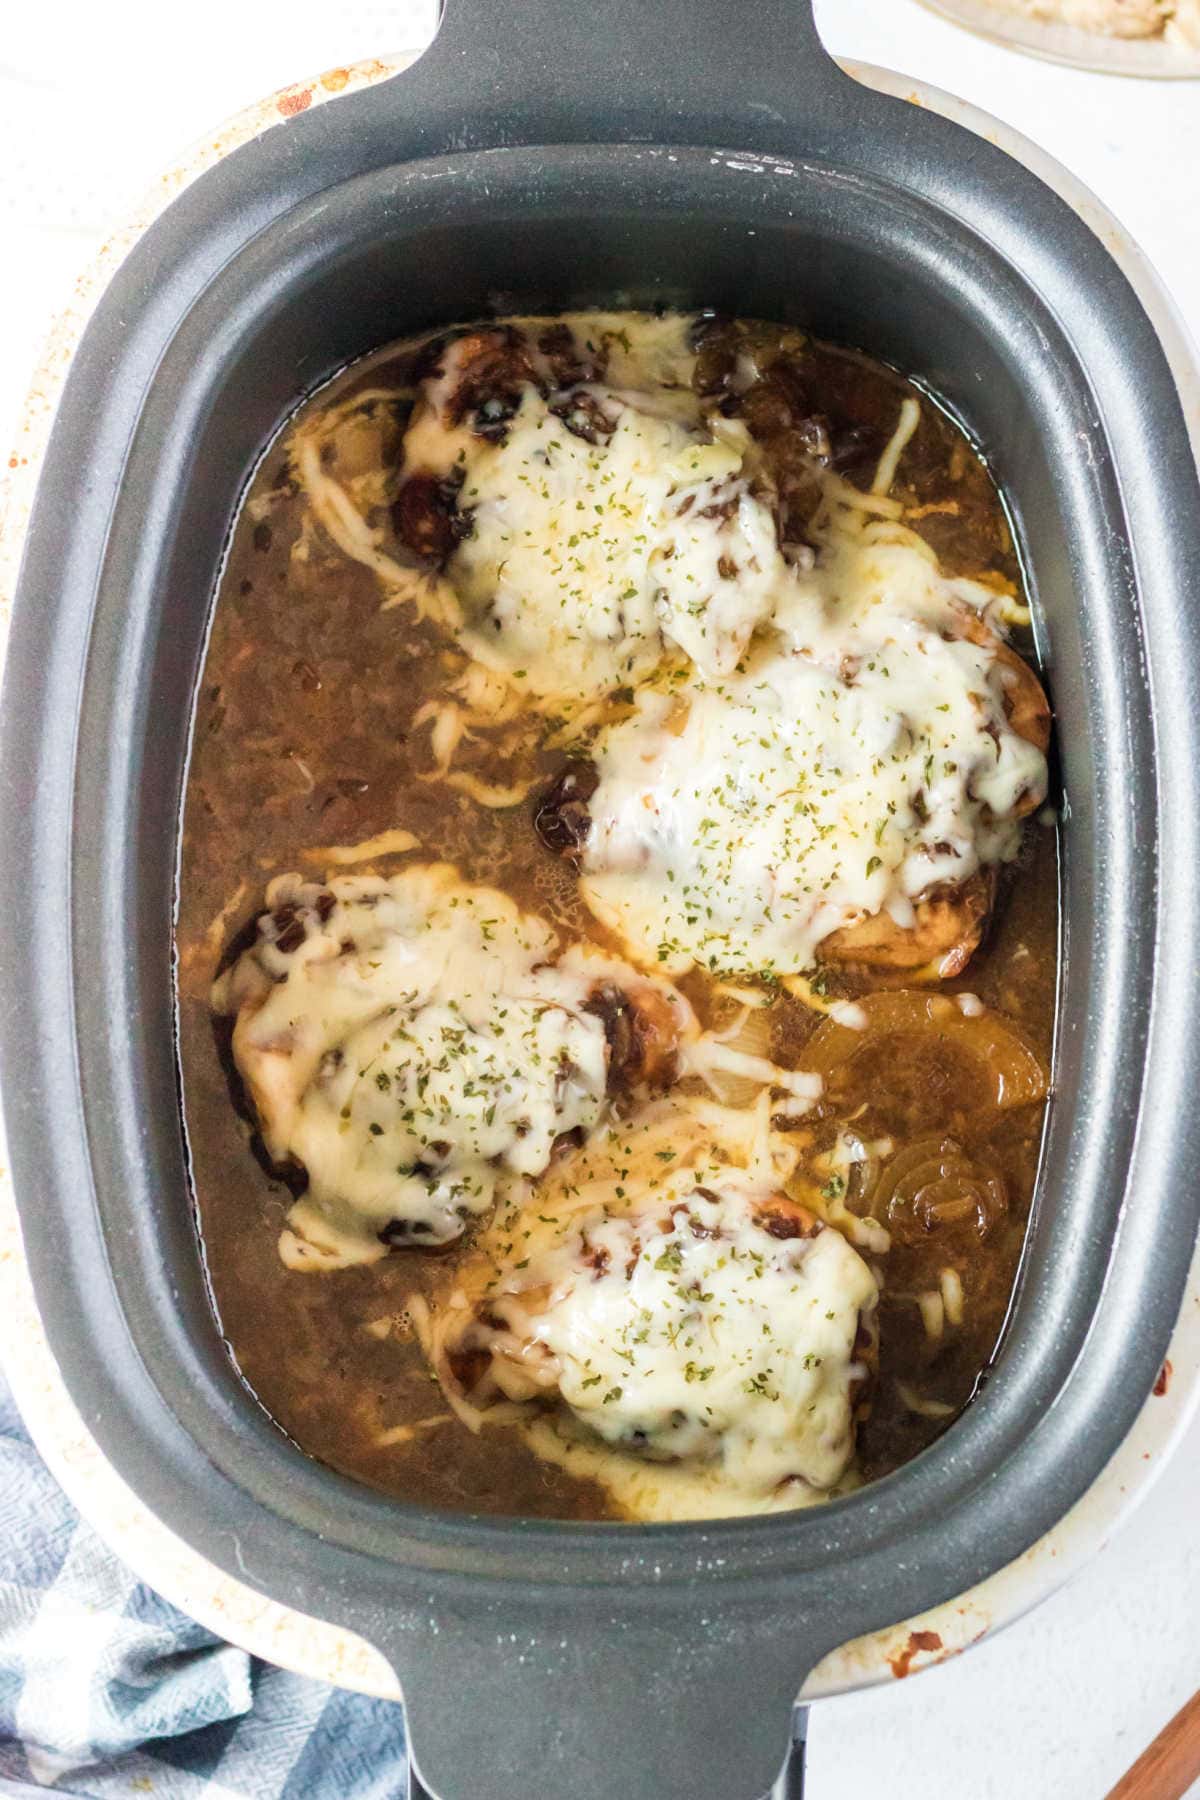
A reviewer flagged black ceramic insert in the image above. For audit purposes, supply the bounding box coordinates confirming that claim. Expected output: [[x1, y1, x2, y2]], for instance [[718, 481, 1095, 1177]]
[[2, 4, 1198, 1797]]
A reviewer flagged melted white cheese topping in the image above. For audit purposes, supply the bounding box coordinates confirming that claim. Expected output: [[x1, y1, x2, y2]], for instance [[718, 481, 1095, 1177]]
[[401, 317, 792, 703], [485, 1155, 877, 1505], [216, 865, 611, 1264], [520, 1414, 856, 1520], [400, 314, 1045, 977], [582, 524, 1048, 976]]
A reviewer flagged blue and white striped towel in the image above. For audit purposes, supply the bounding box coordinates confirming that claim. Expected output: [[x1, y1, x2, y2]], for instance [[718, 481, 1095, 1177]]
[[0, 1372, 409, 1798]]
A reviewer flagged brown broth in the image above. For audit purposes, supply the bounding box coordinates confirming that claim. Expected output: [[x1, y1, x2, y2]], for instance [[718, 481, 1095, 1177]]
[[177, 315, 1057, 1519]]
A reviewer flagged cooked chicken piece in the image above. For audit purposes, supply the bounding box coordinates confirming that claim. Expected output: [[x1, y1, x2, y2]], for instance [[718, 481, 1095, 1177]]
[[446, 1150, 878, 1508], [392, 315, 797, 702], [536, 743, 1000, 979], [536, 604, 1050, 979], [393, 325, 609, 564], [952, 603, 1052, 782], [213, 865, 691, 1268], [818, 869, 997, 976], [816, 619, 1046, 972]]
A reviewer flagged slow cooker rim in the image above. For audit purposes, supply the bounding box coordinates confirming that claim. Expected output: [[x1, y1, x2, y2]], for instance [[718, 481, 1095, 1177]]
[[5, 5, 1200, 1790], [1, 130, 1186, 1590], [4, 10, 1200, 1794]]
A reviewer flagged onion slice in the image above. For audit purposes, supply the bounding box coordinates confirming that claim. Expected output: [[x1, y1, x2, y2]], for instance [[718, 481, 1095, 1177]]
[[804, 989, 1048, 1113], [870, 1135, 1007, 1243]]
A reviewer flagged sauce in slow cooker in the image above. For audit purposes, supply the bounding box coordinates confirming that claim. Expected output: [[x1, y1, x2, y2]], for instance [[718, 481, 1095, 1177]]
[[177, 313, 1056, 1520]]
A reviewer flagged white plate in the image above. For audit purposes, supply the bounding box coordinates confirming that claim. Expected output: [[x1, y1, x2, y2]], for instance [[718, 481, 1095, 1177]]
[[919, 0, 1200, 74]]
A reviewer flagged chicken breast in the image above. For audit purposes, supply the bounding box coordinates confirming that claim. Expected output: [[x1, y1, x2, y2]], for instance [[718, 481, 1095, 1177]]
[[817, 869, 997, 975], [392, 317, 800, 705], [441, 1106, 878, 1514], [535, 538, 1048, 980], [213, 865, 692, 1268]]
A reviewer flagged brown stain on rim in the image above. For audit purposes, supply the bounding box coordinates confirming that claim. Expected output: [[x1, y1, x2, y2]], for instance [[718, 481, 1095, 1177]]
[[888, 1629, 944, 1679], [1154, 1358, 1173, 1396], [277, 89, 313, 118]]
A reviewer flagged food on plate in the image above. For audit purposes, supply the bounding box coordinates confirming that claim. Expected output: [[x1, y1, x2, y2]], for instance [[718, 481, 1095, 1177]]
[[986, 0, 1199, 45]]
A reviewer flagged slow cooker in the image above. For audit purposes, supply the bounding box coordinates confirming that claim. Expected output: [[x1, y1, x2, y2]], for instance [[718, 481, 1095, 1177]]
[[2, 4, 1199, 1796]]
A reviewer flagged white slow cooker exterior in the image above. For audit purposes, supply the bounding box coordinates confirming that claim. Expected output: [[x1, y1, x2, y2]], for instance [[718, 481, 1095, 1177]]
[[0, 50, 1197, 1710]]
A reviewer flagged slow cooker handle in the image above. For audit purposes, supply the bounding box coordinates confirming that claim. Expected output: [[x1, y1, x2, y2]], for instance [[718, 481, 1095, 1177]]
[[405, 1707, 810, 1800], [380, 1595, 838, 1800], [399, 0, 854, 156]]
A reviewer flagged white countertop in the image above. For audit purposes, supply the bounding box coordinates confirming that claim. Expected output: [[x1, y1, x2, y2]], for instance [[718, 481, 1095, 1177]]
[[2, 4, 1197, 1796]]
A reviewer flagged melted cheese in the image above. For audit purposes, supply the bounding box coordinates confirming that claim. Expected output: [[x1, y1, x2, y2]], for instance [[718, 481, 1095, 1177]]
[[476, 1131, 876, 1509], [521, 1414, 862, 1521], [567, 310, 700, 391], [401, 314, 1045, 976], [215, 865, 611, 1264], [581, 524, 1048, 976], [400, 317, 792, 703]]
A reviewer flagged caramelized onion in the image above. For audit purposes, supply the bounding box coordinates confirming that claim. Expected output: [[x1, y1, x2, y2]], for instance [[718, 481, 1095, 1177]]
[[870, 1135, 1006, 1243], [805, 989, 1047, 1113], [692, 1003, 777, 1107], [896, 1381, 956, 1420]]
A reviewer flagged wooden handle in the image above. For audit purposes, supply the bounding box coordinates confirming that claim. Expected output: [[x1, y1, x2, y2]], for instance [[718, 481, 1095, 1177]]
[[1108, 1690, 1200, 1800]]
